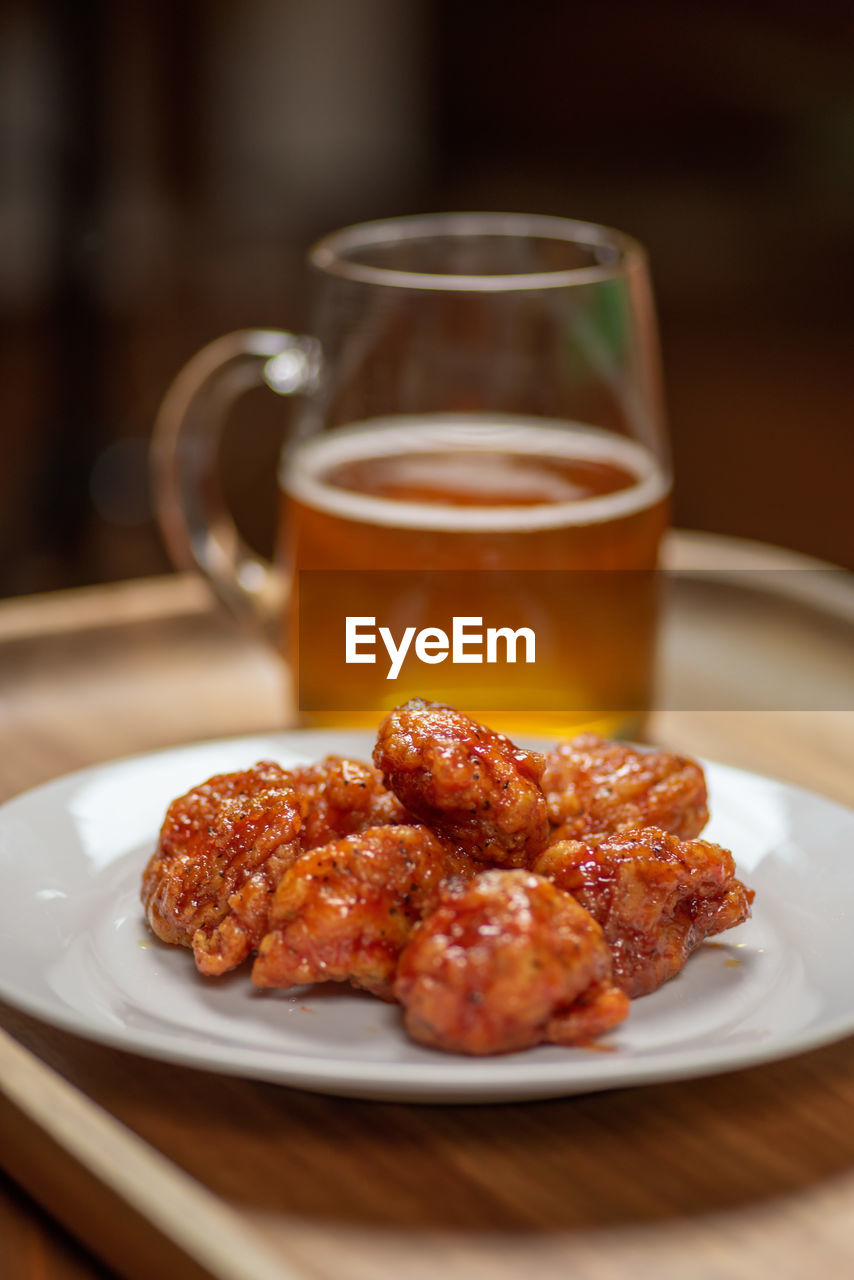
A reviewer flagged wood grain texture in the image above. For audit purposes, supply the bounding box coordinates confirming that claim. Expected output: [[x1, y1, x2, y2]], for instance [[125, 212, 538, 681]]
[[1, 1171, 115, 1280], [1, 536, 853, 1280], [0, 1026, 297, 1280]]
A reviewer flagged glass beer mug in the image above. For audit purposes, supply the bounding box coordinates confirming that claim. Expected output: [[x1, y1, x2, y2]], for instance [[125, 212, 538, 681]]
[[152, 212, 671, 736]]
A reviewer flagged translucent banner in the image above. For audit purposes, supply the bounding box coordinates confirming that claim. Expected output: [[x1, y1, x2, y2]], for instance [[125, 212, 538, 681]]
[[293, 568, 854, 722]]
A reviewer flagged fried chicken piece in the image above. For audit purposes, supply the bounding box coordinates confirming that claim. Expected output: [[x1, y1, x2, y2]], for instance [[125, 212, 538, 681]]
[[141, 761, 304, 976], [542, 734, 709, 842], [534, 827, 754, 997], [394, 869, 629, 1055], [252, 825, 477, 999], [291, 755, 409, 849], [142, 754, 409, 977], [373, 698, 549, 866]]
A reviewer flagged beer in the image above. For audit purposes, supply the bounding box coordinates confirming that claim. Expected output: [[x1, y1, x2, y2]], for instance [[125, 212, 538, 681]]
[[278, 414, 670, 736], [153, 215, 671, 736]]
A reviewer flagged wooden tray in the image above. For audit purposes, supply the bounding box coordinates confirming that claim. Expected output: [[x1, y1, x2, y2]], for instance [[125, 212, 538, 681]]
[[2, 532, 854, 1280]]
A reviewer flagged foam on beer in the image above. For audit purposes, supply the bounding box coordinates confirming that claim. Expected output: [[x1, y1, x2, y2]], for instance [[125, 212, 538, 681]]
[[282, 414, 670, 532]]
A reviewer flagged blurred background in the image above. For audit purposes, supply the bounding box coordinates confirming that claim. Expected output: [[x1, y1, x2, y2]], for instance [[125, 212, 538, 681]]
[[2, 0, 853, 598]]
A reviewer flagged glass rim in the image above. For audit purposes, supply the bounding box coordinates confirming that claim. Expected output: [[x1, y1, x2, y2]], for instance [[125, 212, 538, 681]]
[[309, 211, 647, 292]]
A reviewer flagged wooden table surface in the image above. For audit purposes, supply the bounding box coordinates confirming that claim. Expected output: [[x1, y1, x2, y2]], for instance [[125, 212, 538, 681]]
[[2, 532, 854, 1280]]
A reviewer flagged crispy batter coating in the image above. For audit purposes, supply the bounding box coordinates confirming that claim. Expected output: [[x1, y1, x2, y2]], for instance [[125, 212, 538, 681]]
[[291, 755, 409, 849], [373, 698, 549, 866], [534, 827, 754, 997], [252, 825, 477, 999], [141, 761, 304, 976], [542, 734, 709, 842], [141, 755, 409, 977], [394, 869, 629, 1055]]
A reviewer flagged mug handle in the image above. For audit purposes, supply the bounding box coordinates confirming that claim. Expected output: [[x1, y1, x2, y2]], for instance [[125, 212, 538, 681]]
[[151, 329, 321, 641]]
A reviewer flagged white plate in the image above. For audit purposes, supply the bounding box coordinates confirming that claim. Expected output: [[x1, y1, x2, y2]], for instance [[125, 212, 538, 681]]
[[1, 730, 853, 1103]]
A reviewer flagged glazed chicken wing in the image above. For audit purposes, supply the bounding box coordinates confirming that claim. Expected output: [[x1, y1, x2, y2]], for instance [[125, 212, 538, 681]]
[[291, 754, 409, 848], [543, 734, 709, 842], [373, 698, 549, 866], [394, 869, 629, 1055], [252, 824, 476, 999], [142, 755, 410, 977], [141, 761, 304, 976], [534, 827, 754, 997]]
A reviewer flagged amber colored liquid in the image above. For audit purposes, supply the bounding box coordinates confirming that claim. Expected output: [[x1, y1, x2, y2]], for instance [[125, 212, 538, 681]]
[[278, 416, 670, 737]]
